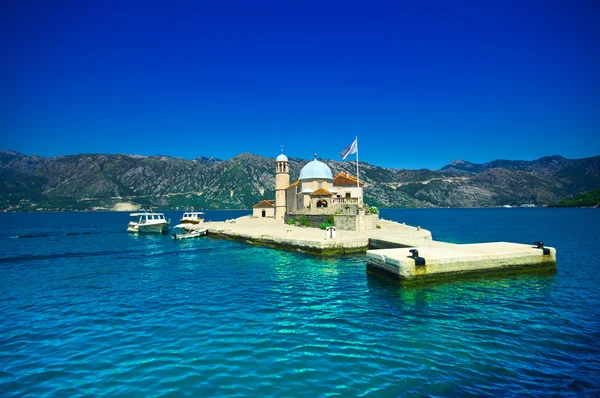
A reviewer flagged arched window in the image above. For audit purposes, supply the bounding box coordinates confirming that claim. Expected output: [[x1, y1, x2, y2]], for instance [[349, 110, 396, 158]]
[[317, 200, 328, 208]]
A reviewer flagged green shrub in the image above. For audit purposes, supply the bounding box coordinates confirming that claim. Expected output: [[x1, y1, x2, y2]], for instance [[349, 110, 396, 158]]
[[319, 222, 333, 230], [325, 214, 335, 224], [288, 218, 295, 225], [368, 206, 379, 215], [376, 224, 381, 229], [298, 215, 310, 227]]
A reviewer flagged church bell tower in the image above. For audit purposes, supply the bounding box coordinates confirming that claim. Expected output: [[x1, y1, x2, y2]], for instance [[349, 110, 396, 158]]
[[275, 150, 290, 221]]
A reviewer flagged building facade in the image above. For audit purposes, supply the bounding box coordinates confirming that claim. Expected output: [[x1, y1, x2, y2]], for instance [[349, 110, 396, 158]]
[[252, 200, 275, 218]]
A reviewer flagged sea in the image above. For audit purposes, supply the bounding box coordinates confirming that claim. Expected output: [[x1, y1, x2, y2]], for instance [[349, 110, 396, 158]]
[[0, 208, 599, 396]]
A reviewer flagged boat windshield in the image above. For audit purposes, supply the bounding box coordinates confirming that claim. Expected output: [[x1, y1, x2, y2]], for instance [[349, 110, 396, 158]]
[[130, 213, 165, 222], [183, 213, 203, 219]]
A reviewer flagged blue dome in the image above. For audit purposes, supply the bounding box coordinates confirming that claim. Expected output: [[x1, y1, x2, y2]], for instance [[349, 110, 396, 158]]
[[276, 153, 288, 162], [299, 159, 333, 180]]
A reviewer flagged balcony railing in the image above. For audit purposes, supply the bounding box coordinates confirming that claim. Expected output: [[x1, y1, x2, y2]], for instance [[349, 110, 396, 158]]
[[331, 197, 359, 205]]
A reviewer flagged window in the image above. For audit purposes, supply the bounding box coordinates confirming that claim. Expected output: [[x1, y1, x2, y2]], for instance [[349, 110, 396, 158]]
[[317, 200, 328, 208], [318, 181, 323, 188], [346, 192, 351, 199]]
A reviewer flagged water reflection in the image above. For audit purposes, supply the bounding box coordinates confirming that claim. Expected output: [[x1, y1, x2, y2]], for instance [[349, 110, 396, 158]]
[[366, 270, 557, 308]]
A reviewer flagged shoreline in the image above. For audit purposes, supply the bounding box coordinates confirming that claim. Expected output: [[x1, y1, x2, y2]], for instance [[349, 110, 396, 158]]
[[7, 206, 599, 213]]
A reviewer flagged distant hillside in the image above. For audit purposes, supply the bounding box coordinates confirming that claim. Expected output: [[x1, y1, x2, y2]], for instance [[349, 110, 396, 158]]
[[440, 155, 571, 175], [440, 155, 600, 192], [1, 150, 599, 211], [549, 188, 600, 208]]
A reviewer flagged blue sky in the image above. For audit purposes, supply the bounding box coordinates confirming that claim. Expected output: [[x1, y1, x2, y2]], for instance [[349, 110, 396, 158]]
[[1, 0, 599, 170]]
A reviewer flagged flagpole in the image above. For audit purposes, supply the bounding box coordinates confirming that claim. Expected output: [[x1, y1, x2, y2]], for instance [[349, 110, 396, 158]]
[[355, 135, 361, 205]]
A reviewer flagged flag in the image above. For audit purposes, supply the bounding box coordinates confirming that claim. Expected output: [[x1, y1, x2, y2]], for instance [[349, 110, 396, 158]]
[[340, 138, 357, 160]]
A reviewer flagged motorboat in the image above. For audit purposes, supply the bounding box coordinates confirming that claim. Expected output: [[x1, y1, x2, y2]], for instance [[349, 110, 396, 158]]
[[180, 211, 205, 224], [127, 211, 170, 233], [172, 224, 207, 240]]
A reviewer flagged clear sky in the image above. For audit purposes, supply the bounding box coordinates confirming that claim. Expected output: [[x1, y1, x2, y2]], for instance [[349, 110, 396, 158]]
[[1, 0, 599, 170]]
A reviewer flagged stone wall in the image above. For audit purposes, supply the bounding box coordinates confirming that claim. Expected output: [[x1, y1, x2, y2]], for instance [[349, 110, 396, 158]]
[[333, 213, 379, 231], [362, 214, 379, 230], [334, 214, 358, 231], [293, 206, 332, 215], [290, 203, 359, 216], [284, 213, 331, 228], [284, 207, 379, 231]]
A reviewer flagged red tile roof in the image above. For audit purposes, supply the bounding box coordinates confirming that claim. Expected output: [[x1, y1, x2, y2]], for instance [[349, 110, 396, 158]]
[[252, 200, 276, 208], [333, 172, 364, 186], [309, 188, 333, 196]]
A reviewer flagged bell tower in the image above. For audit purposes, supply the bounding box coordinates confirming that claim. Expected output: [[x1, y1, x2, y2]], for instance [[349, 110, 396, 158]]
[[275, 149, 290, 221]]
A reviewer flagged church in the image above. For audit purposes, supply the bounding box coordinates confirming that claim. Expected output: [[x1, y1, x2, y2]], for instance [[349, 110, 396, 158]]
[[253, 150, 378, 231]]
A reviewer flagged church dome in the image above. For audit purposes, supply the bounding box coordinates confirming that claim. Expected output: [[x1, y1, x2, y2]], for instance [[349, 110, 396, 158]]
[[299, 159, 333, 180], [276, 153, 288, 162]]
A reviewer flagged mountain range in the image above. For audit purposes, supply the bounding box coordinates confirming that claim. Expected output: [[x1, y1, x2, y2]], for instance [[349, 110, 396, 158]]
[[1, 150, 599, 211]]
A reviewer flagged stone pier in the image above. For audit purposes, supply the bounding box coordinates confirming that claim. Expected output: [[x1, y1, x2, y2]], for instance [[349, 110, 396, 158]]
[[194, 216, 431, 255], [188, 216, 557, 282], [366, 242, 556, 282]]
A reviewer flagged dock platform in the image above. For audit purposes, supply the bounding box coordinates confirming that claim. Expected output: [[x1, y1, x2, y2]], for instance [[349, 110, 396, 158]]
[[188, 216, 557, 282], [192, 216, 433, 255], [366, 242, 556, 282]]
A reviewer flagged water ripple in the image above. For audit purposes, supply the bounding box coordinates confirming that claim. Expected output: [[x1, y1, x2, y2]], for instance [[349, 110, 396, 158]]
[[1, 209, 600, 396]]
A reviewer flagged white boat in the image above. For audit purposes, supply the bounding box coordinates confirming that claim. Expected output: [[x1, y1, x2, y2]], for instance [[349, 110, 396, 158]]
[[180, 211, 205, 224], [127, 211, 170, 233], [172, 224, 207, 240]]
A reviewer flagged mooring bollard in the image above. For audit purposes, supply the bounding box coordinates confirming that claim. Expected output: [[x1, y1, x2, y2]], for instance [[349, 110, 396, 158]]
[[326, 226, 336, 240], [534, 241, 550, 255], [409, 249, 426, 266]]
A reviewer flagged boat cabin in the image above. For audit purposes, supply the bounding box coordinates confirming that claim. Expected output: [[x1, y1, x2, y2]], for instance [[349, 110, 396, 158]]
[[130, 213, 167, 224], [180, 212, 205, 223]]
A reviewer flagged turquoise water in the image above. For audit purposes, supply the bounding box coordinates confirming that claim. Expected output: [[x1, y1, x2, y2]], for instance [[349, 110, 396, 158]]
[[1, 208, 599, 396]]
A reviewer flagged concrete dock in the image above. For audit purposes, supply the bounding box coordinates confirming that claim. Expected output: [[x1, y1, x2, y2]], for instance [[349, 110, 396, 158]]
[[188, 216, 557, 282], [196, 216, 434, 255], [366, 242, 556, 282]]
